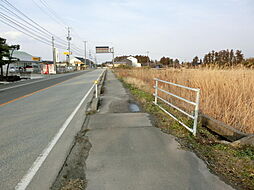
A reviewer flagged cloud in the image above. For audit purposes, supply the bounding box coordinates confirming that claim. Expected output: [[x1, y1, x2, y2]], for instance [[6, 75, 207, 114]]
[[0, 31, 23, 40]]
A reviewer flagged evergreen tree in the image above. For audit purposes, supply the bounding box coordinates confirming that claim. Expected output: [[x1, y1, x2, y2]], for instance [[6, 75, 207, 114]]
[[229, 49, 235, 66], [0, 37, 10, 78], [235, 50, 244, 64], [173, 59, 180, 68], [192, 56, 199, 66]]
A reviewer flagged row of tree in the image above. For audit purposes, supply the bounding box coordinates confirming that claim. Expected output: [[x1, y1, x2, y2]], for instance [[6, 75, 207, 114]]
[[199, 49, 244, 66], [110, 49, 253, 68], [159, 57, 180, 67], [158, 49, 253, 68]]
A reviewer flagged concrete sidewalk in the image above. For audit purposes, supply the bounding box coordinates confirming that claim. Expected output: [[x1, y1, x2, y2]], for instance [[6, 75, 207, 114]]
[[85, 70, 233, 190]]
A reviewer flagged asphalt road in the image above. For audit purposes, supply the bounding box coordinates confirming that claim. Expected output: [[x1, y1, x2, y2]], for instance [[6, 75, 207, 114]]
[[0, 69, 104, 190], [0, 71, 91, 105]]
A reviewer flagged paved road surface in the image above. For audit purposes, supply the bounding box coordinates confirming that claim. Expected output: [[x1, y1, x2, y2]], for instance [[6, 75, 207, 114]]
[[0, 71, 91, 105], [0, 69, 104, 190]]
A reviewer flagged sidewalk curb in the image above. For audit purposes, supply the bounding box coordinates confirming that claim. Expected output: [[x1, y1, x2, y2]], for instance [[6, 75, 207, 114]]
[[89, 70, 107, 111]]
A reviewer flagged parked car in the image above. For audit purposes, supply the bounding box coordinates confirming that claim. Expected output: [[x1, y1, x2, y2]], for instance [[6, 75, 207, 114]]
[[9, 67, 16, 72], [25, 66, 33, 72]]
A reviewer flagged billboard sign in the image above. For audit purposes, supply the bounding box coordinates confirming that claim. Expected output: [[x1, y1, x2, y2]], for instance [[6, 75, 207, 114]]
[[96, 46, 110, 53]]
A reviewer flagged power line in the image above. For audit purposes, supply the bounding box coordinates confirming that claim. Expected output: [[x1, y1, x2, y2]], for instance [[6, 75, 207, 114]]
[[39, 0, 67, 26], [0, 17, 52, 46], [1, 0, 67, 45], [0, 0, 84, 57], [31, 0, 86, 55], [31, 0, 85, 55], [0, 13, 52, 43], [1, 0, 52, 36], [0, 7, 50, 41], [0, 4, 51, 40], [0, 12, 66, 49], [31, 0, 66, 28]]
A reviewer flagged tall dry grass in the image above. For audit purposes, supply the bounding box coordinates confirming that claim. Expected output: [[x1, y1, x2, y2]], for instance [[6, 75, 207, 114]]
[[115, 68, 254, 134]]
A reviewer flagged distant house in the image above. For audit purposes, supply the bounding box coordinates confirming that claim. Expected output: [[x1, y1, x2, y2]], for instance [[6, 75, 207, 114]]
[[114, 56, 142, 68], [126, 57, 141, 67], [70, 57, 94, 70], [112, 61, 128, 68]]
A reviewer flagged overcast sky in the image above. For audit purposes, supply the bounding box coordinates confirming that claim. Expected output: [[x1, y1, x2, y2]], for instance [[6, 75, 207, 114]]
[[0, 0, 254, 63]]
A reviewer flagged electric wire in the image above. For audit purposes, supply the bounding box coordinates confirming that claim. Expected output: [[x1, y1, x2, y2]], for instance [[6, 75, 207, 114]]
[[0, 18, 52, 46], [39, 0, 67, 26], [0, 4, 51, 40], [0, 0, 85, 56], [31, 0, 66, 28], [1, 0, 67, 45]]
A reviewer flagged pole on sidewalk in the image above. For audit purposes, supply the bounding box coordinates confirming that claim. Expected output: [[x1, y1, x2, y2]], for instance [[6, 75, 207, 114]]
[[52, 36, 56, 74], [95, 80, 98, 98], [83, 41, 87, 68], [66, 27, 72, 66], [155, 79, 158, 105], [111, 47, 115, 68]]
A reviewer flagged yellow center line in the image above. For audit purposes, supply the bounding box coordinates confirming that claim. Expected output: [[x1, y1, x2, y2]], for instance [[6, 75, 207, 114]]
[[0, 74, 82, 107]]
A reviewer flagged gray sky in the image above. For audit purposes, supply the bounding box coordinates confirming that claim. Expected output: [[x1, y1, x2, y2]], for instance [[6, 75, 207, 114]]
[[0, 0, 254, 63]]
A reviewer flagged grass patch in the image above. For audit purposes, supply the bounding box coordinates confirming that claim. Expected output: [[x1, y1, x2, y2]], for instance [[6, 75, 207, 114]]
[[114, 68, 254, 134], [119, 76, 254, 190]]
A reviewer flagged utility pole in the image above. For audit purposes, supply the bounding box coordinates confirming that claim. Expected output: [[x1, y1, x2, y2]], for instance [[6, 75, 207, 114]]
[[146, 51, 149, 67], [52, 36, 56, 73], [112, 47, 115, 67], [83, 41, 87, 68], [94, 55, 97, 67], [89, 49, 92, 68], [66, 27, 72, 65]]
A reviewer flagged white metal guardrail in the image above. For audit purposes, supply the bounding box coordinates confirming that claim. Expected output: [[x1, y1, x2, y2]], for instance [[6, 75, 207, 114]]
[[153, 78, 200, 136]]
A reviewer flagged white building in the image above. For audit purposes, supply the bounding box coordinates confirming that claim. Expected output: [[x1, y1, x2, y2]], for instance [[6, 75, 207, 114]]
[[127, 56, 142, 67], [2, 51, 41, 74]]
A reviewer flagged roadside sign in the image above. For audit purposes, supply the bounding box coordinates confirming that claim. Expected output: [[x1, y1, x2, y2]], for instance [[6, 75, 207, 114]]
[[63, 52, 72, 55], [32, 57, 41, 61]]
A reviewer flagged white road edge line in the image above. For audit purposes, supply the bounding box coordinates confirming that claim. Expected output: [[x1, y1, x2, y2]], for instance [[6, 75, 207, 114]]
[[0, 71, 85, 92], [15, 70, 104, 190]]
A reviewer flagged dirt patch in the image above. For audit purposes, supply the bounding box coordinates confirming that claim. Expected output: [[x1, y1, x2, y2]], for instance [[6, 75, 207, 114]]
[[51, 123, 91, 190]]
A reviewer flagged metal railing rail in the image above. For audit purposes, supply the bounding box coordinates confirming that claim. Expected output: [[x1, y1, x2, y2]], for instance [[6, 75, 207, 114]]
[[153, 78, 200, 136]]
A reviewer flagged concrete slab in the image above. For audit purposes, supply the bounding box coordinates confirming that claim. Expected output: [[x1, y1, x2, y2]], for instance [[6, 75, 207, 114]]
[[86, 122, 233, 190], [89, 113, 152, 129], [99, 70, 130, 114]]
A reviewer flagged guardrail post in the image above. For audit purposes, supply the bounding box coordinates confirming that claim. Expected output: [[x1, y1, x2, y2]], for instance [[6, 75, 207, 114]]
[[95, 80, 98, 98], [155, 79, 158, 105], [193, 89, 200, 136]]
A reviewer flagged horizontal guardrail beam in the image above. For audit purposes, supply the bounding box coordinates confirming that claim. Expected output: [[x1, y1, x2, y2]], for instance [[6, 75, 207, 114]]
[[154, 78, 200, 92], [155, 86, 197, 106]]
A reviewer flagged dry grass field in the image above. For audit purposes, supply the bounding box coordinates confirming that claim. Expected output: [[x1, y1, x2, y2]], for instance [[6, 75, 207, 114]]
[[115, 68, 254, 134]]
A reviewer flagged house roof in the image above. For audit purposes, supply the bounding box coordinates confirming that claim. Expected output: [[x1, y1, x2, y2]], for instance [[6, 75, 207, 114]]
[[12, 50, 40, 62], [75, 57, 94, 65]]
